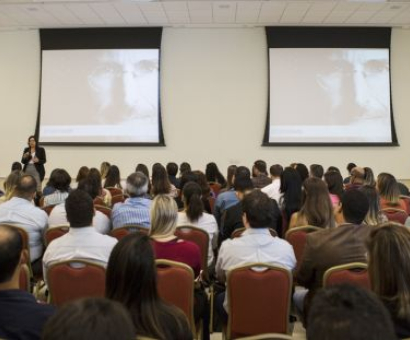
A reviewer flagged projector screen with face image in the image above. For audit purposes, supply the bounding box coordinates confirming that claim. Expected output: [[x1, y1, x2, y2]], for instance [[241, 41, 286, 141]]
[[39, 49, 160, 144], [268, 47, 392, 144]]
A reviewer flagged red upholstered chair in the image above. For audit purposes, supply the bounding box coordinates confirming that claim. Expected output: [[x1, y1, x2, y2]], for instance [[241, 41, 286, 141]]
[[231, 228, 277, 239], [105, 187, 123, 197], [234, 334, 292, 340], [285, 226, 321, 273], [94, 204, 112, 218], [19, 264, 31, 292], [155, 259, 196, 336], [226, 263, 293, 339], [381, 208, 408, 224], [44, 225, 69, 246], [93, 196, 105, 206], [175, 225, 210, 281], [323, 262, 370, 290], [110, 225, 149, 241], [46, 260, 106, 307]]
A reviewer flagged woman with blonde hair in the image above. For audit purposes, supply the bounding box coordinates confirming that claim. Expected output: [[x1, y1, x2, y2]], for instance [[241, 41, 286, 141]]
[[150, 194, 201, 277], [377, 172, 409, 213], [0, 170, 21, 203], [367, 223, 410, 338]]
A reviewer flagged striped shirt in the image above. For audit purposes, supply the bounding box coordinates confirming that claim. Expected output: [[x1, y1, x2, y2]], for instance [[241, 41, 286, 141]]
[[111, 197, 152, 229]]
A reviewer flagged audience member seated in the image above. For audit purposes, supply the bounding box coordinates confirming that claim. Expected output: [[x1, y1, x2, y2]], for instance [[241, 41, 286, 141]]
[[309, 164, 324, 179], [215, 190, 296, 323], [193, 170, 213, 213], [279, 167, 302, 224], [43, 190, 117, 284], [377, 172, 409, 213], [295, 189, 371, 321], [398, 181, 410, 196], [343, 162, 357, 185], [261, 164, 283, 203], [150, 194, 209, 340], [0, 170, 21, 204], [100, 161, 111, 183], [72, 166, 89, 189], [179, 162, 192, 179], [0, 224, 55, 340], [150, 195, 201, 278], [103, 165, 125, 192], [112, 172, 152, 229], [219, 176, 255, 243], [367, 223, 410, 339], [42, 169, 71, 207], [219, 165, 237, 194], [151, 163, 178, 198], [0, 175, 48, 268], [307, 284, 396, 340], [323, 170, 344, 207], [363, 166, 376, 187], [106, 234, 192, 340], [205, 162, 227, 188], [294, 163, 309, 183], [289, 177, 335, 230], [11, 161, 23, 172], [213, 166, 250, 227], [88, 168, 112, 207], [42, 298, 134, 340], [251, 160, 272, 189], [345, 166, 365, 189], [166, 162, 181, 189], [177, 182, 217, 267], [135, 163, 151, 194], [48, 177, 111, 234], [359, 185, 388, 225]]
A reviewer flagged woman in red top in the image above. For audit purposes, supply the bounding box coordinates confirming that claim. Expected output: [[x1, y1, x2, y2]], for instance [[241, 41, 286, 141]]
[[377, 173, 409, 213], [150, 194, 201, 277]]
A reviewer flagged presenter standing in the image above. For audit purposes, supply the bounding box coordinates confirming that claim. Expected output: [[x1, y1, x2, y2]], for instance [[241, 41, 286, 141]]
[[21, 135, 46, 192]]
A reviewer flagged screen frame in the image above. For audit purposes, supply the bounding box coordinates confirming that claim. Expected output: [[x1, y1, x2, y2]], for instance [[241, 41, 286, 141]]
[[263, 27, 398, 147], [37, 28, 165, 147]]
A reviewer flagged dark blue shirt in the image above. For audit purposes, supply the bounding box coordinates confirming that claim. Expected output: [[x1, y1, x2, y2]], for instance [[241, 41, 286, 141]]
[[0, 289, 55, 340]]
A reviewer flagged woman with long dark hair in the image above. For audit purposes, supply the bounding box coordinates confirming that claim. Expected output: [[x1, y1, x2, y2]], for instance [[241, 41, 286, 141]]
[[367, 223, 410, 338], [106, 234, 192, 340], [205, 162, 226, 187], [104, 165, 124, 190], [21, 135, 46, 192], [151, 164, 177, 198], [177, 182, 217, 267], [377, 172, 409, 213], [280, 167, 302, 224], [324, 170, 344, 207], [289, 177, 335, 229]]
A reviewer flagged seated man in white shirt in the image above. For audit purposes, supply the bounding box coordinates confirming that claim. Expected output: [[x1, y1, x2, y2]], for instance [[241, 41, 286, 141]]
[[48, 177, 111, 234], [261, 164, 283, 204], [43, 190, 117, 284], [215, 190, 296, 323], [0, 175, 48, 274]]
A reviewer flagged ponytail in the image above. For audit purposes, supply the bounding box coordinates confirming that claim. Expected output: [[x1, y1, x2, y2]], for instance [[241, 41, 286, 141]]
[[183, 182, 204, 222]]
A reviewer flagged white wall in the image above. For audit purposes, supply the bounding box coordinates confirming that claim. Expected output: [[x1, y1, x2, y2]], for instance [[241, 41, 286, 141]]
[[0, 27, 409, 179]]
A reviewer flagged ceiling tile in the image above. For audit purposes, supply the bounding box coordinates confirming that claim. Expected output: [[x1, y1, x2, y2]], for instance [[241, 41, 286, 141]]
[[0, 4, 41, 25], [113, 3, 146, 24], [42, 4, 83, 25], [65, 3, 104, 25], [89, 3, 125, 25]]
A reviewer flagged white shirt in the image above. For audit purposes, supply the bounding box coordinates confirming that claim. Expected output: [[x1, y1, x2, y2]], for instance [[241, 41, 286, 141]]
[[42, 226, 117, 285], [216, 228, 296, 310], [0, 197, 48, 262], [261, 178, 282, 204], [43, 190, 69, 207], [48, 203, 111, 234], [177, 211, 218, 266]]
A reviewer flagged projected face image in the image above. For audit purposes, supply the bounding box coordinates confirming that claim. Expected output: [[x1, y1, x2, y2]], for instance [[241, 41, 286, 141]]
[[88, 50, 159, 124], [315, 49, 390, 124]]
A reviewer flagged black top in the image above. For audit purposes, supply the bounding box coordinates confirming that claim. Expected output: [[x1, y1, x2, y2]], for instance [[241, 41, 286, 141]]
[[0, 289, 55, 340], [21, 147, 47, 182]]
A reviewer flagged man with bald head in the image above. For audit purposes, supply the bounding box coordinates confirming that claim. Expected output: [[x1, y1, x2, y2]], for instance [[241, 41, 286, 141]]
[[0, 175, 48, 272], [0, 225, 55, 339]]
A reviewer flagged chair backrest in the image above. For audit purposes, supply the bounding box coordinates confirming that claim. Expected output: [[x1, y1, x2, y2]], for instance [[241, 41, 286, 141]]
[[95, 204, 112, 218], [19, 264, 31, 292], [110, 225, 149, 241], [285, 226, 321, 273], [105, 187, 123, 197], [42, 204, 56, 216], [44, 225, 69, 246], [47, 260, 106, 307], [381, 208, 408, 224], [175, 226, 209, 279], [155, 259, 195, 333], [227, 263, 292, 339], [323, 262, 370, 290], [231, 228, 277, 239], [111, 194, 125, 206]]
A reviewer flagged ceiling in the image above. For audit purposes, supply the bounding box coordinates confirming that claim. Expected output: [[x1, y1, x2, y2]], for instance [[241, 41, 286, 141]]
[[0, 0, 410, 30]]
